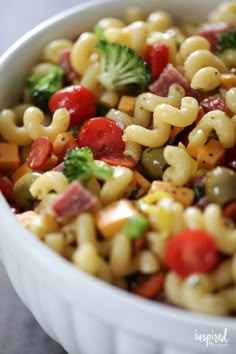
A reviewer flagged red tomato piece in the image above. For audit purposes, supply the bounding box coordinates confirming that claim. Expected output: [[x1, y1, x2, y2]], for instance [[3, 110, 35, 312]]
[[132, 273, 165, 299], [57, 48, 79, 83], [101, 153, 137, 168], [200, 96, 231, 116], [164, 229, 219, 277], [26, 136, 53, 170], [145, 43, 169, 81], [49, 85, 97, 128], [0, 175, 14, 202], [78, 117, 125, 159], [223, 201, 236, 224]]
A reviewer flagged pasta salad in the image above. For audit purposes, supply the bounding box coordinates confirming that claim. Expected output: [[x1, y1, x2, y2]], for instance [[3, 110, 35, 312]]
[[0, 2, 236, 316]]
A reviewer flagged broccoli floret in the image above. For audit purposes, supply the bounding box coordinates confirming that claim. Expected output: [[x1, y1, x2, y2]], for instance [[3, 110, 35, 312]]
[[94, 25, 106, 41], [63, 147, 113, 186], [95, 40, 151, 92], [217, 29, 236, 53], [27, 65, 64, 111]]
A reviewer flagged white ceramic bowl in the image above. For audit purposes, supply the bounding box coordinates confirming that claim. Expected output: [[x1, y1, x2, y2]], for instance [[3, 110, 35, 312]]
[[0, 1, 236, 353]]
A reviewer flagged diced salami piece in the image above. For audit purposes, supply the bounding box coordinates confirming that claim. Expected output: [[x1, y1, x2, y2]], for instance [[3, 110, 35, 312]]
[[51, 181, 97, 218], [200, 96, 231, 116], [197, 22, 234, 52], [148, 64, 200, 100], [58, 48, 79, 84]]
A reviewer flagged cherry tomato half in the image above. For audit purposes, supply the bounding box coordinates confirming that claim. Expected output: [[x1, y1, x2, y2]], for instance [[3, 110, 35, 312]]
[[101, 153, 137, 168], [164, 229, 219, 277], [26, 136, 53, 170], [145, 43, 169, 81], [132, 273, 165, 299], [78, 117, 124, 159], [49, 85, 97, 128]]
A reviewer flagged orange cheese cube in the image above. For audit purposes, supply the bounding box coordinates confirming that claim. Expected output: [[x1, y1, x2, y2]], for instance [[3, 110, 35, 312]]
[[95, 199, 138, 239], [197, 140, 225, 169], [220, 74, 236, 90], [186, 143, 201, 159], [118, 96, 136, 116], [11, 162, 32, 184], [149, 181, 194, 207], [0, 143, 20, 172]]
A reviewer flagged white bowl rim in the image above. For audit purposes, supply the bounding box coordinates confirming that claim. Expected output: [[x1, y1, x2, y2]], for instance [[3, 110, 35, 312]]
[[0, 0, 235, 338]]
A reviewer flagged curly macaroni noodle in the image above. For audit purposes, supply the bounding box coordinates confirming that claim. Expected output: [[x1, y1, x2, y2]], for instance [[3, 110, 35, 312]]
[[104, 21, 149, 56], [190, 67, 221, 92], [75, 213, 97, 248], [184, 49, 227, 81], [123, 140, 142, 162], [133, 83, 185, 127], [43, 39, 73, 64], [204, 204, 236, 255], [100, 166, 133, 205], [30, 63, 56, 77], [79, 61, 101, 94], [124, 96, 198, 147], [30, 172, 69, 200], [146, 10, 172, 33], [226, 87, 236, 114], [165, 257, 236, 314], [0, 109, 32, 146], [178, 36, 211, 63], [109, 231, 132, 277], [72, 242, 101, 275], [162, 145, 194, 186], [125, 7, 145, 24], [154, 96, 198, 127], [29, 214, 60, 240], [188, 110, 236, 148], [71, 32, 97, 75], [183, 207, 205, 230], [123, 116, 171, 147], [106, 108, 133, 128], [209, 2, 236, 25], [165, 272, 229, 315], [44, 232, 65, 254], [23, 107, 70, 141]]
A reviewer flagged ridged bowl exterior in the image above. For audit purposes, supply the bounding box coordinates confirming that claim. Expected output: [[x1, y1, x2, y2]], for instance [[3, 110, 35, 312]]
[[0, 1, 236, 353]]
